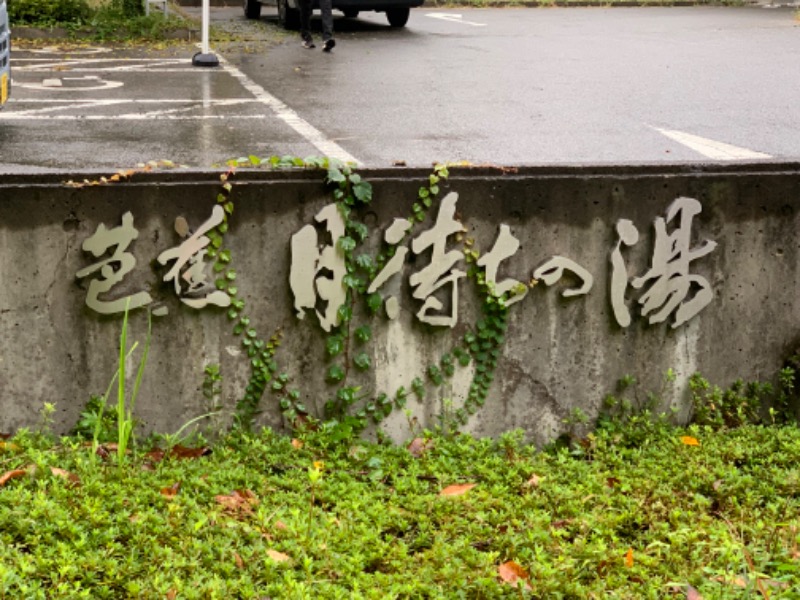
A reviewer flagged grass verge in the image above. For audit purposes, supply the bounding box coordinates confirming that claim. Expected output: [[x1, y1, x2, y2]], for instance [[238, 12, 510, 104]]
[[1, 423, 799, 598]]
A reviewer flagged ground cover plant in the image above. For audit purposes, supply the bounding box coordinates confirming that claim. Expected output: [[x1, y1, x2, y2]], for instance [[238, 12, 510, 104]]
[[8, 0, 194, 41], [1, 420, 800, 598]]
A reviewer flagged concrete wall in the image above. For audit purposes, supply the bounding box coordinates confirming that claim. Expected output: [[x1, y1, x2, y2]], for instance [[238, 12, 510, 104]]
[[0, 163, 798, 444]]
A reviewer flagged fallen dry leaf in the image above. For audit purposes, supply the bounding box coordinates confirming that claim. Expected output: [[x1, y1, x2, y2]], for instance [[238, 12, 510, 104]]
[[274, 520, 288, 531], [680, 436, 700, 447], [0, 440, 20, 452], [686, 585, 704, 600], [606, 477, 621, 488], [215, 489, 259, 516], [440, 483, 477, 497], [161, 482, 181, 498], [0, 469, 28, 486], [170, 445, 213, 460], [407, 437, 433, 458], [145, 449, 166, 463], [266, 549, 291, 563], [498, 561, 532, 591], [233, 552, 245, 569], [625, 548, 634, 568], [50, 467, 80, 486], [0, 432, 11, 440], [524, 474, 541, 488], [291, 438, 303, 449], [166, 589, 177, 600], [713, 575, 748, 588]]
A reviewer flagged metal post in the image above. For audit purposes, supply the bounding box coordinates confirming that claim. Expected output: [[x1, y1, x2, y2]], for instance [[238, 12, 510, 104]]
[[192, 0, 219, 67]]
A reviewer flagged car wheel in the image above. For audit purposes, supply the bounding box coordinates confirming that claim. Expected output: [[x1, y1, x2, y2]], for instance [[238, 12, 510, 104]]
[[342, 8, 359, 18], [243, 0, 262, 19], [278, 0, 301, 30], [385, 7, 409, 27]]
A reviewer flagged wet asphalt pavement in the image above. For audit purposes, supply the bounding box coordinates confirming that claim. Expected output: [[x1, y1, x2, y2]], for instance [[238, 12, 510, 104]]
[[1, 5, 799, 171]]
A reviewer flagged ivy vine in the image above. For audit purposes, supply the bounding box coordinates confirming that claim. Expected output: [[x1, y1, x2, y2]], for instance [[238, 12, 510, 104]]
[[206, 156, 526, 437]]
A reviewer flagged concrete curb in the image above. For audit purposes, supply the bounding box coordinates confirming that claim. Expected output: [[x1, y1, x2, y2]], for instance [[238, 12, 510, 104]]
[[12, 26, 199, 41]]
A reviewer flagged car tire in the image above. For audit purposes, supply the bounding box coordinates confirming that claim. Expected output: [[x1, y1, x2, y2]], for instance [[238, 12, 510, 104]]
[[385, 7, 409, 27], [342, 8, 359, 18], [243, 0, 262, 19], [278, 0, 301, 30]]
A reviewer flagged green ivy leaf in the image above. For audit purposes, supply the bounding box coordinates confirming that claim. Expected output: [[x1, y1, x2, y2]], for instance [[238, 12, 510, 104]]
[[355, 254, 374, 271], [343, 274, 364, 289], [354, 353, 371, 371], [353, 181, 373, 204], [327, 364, 345, 383], [337, 304, 352, 324], [337, 386, 359, 405], [366, 292, 382, 314], [350, 222, 369, 242], [327, 167, 346, 183], [355, 325, 371, 343], [326, 335, 344, 357], [338, 236, 357, 253]]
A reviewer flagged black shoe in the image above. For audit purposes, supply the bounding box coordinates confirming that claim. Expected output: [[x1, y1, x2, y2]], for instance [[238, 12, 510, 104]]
[[302, 39, 316, 49], [323, 38, 336, 52]]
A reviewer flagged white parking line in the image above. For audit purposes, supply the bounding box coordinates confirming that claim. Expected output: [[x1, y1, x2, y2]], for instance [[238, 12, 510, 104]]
[[13, 57, 195, 73], [1, 99, 128, 117], [426, 13, 486, 26], [5, 51, 363, 165], [216, 53, 361, 166], [653, 126, 772, 161]]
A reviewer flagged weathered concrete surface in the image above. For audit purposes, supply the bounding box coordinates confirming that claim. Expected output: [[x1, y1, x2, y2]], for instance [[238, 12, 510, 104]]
[[0, 163, 798, 444]]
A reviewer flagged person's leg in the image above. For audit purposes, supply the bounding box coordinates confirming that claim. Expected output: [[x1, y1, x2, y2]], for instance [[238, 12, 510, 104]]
[[298, 0, 314, 47], [319, 0, 335, 49]]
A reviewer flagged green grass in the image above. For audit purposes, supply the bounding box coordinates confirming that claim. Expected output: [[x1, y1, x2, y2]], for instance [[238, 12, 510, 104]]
[[1, 423, 800, 598]]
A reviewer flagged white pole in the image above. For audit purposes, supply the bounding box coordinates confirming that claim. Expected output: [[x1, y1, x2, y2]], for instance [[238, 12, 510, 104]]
[[201, 0, 210, 55], [192, 0, 219, 67]]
